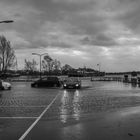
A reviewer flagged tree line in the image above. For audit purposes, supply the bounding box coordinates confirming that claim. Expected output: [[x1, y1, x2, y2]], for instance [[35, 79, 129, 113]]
[[24, 55, 62, 75]]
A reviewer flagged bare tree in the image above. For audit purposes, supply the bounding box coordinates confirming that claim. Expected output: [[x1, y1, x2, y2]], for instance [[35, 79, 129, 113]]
[[0, 35, 16, 72], [24, 59, 38, 72]]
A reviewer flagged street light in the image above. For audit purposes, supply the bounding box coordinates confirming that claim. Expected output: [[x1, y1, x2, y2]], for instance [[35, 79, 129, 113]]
[[97, 63, 101, 72], [32, 53, 48, 79], [0, 20, 14, 23]]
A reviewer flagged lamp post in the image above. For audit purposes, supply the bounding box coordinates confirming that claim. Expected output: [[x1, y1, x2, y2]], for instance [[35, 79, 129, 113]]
[[97, 63, 101, 72], [0, 20, 14, 23], [32, 53, 48, 79]]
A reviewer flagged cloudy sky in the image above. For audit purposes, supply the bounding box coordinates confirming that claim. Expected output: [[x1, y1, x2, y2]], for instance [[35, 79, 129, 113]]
[[0, 0, 140, 72]]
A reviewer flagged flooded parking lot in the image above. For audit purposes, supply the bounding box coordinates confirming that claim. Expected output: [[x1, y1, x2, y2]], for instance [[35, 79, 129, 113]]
[[1, 81, 140, 140]]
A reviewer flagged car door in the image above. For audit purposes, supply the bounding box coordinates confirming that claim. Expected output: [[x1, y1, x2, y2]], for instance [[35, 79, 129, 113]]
[[47, 77, 53, 87], [41, 77, 48, 87], [0, 80, 3, 89], [47, 77, 58, 87]]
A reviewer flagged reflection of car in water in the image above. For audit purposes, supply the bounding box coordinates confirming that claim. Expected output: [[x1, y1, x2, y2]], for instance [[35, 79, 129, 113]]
[[60, 89, 80, 123], [31, 76, 61, 88], [63, 78, 81, 89], [0, 80, 11, 90]]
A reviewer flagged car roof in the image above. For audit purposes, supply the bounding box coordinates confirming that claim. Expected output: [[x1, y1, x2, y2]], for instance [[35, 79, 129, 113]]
[[41, 76, 58, 80]]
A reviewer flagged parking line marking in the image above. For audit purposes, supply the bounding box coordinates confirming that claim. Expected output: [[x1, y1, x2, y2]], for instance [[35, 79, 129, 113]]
[[0, 117, 37, 119], [0, 106, 46, 107], [18, 93, 59, 140]]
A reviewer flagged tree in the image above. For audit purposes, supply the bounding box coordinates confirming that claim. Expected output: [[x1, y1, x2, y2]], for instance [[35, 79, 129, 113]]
[[62, 64, 73, 71], [0, 35, 16, 72], [42, 55, 53, 72], [24, 59, 38, 72], [61, 64, 73, 75], [52, 59, 61, 71]]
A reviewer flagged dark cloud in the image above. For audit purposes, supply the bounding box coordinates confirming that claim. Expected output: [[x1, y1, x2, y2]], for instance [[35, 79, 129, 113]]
[[81, 34, 117, 47], [94, 34, 117, 46], [110, 0, 140, 33], [1, 0, 140, 71], [33, 39, 73, 49], [120, 10, 140, 33]]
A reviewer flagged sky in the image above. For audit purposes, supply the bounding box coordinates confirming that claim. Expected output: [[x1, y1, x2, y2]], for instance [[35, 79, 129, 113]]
[[0, 0, 140, 72]]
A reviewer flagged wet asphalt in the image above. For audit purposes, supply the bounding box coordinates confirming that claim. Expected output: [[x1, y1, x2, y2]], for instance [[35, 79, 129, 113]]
[[1, 81, 140, 140]]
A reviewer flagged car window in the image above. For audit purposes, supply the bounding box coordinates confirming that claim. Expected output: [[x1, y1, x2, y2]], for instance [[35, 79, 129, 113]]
[[42, 77, 48, 81], [47, 77, 58, 81], [65, 78, 79, 82]]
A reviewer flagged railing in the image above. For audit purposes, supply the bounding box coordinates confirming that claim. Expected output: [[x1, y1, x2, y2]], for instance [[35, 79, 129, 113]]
[[91, 76, 123, 82]]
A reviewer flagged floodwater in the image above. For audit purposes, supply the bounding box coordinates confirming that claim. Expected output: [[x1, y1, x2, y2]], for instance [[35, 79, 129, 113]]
[[1, 81, 140, 139]]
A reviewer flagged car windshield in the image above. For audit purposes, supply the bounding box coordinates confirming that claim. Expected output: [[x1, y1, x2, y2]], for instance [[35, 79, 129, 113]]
[[64, 78, 79, 82]]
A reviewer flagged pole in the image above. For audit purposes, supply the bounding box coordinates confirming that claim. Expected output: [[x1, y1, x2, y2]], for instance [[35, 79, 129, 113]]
[[32, 53, 48, 79], [97, 63, 101, 72], [0, 20, 14, 23], [40, 55, 41, 79]]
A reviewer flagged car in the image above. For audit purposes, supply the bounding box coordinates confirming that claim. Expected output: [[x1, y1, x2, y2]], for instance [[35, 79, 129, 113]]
[[0, 80, 11, 90], [63, 78, 81, 89], [31, 76, 61, 88]]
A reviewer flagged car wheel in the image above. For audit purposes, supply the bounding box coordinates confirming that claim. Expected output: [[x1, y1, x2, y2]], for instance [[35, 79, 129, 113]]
[[57, 84, 61, 87], [31, 84, 34, 87], [34, 84, 38, 88], [54, 84, 57, 87], [78, 86, 81, 89]]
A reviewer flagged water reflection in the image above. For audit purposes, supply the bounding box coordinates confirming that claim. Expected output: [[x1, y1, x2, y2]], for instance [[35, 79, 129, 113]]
[[60, 90, 69, 123], [61, 123, 84, 140], [123, 83, 130, 88], [60, 89, 81, 123], [131, 83, 137, 88], [73, 90, 80, 121], [0, 93, 2, 98]]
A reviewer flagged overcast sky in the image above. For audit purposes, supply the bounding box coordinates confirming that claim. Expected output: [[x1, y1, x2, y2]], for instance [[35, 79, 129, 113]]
[[1, 0, 140, 72]]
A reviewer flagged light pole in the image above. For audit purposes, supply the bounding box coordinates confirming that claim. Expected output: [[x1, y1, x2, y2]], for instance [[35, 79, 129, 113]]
[[97, 63, 101, 72], [32, 53, 48, 79], [0, 20, 14, 23]]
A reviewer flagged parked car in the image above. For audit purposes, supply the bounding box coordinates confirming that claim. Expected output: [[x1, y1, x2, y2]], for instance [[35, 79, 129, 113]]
[[0, 80, 11, 90], [63, 78, 81, 89], [31, 76, 61, 88]]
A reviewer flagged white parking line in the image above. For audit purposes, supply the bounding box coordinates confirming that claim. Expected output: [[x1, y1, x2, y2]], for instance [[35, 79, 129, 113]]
[[0, 117, 37, 119], [18, 93, 59, 140], [0, 106, 46, 107]]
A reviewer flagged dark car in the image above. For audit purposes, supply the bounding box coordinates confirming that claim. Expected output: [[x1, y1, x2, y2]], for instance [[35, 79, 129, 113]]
[[31, 76, 61, 88], [63, 78, 81, 89]]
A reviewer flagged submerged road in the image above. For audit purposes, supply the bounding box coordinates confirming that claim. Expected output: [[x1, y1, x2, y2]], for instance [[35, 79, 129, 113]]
[[1, 81, 140, 140]]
